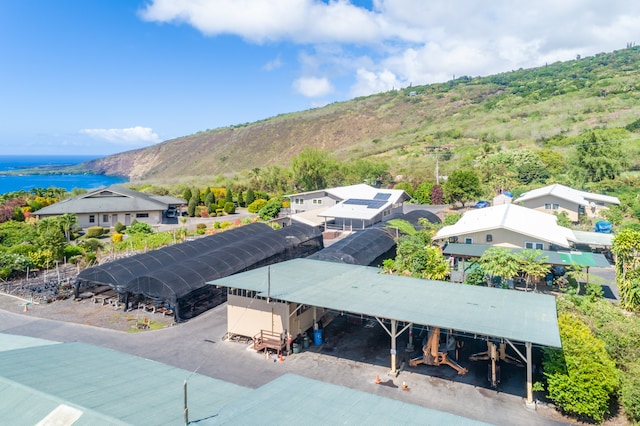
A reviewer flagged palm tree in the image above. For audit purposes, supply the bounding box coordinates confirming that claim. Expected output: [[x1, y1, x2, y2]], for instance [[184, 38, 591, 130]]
[[517, 249, 549, 292], [59, 214, 78, 244]]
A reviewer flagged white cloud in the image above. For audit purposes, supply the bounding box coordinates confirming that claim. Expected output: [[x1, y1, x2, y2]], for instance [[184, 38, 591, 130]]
[[139, 0, 383, 44], [263, 56, 283, 71], [80, 126, 161, 146], [140, 0, 640, 99], [293, 76, 333, 98]]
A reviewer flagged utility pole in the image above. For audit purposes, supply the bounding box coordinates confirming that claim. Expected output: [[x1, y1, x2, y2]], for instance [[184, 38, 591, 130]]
[[425, 145, 449, 185]]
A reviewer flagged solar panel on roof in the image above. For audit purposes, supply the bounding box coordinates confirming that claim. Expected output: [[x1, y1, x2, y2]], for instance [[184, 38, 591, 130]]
[[373, 193, 391, 200], [343, 199, 386, 208]]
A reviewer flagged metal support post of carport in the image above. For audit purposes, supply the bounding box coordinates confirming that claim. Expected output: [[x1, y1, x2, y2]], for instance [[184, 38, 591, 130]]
[[376, 317, 412, 376], [505, 339, 535, 407]]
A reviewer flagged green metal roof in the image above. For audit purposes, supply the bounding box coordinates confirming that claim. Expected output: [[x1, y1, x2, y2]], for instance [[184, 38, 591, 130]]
[[0, 340, 250, 425], [207, 373, 489, 425], [0, 336, 489, 424], [442, 243, 611, 268], [211, 259, 561, 348]]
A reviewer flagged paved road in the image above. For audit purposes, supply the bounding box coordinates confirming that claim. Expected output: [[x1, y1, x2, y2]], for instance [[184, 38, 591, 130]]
[[0, 298, 568, 426]]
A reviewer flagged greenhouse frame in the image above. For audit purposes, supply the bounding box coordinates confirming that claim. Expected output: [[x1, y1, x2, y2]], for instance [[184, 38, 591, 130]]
[[74, 223, 323, 321]]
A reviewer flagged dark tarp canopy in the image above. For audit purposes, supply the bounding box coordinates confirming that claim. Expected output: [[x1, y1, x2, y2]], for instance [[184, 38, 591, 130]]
[[75, 223, 323, 321], [309, 209, 440, 266]]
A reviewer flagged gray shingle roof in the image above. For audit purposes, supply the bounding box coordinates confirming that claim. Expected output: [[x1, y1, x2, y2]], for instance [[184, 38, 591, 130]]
[[35, 185, 186, 215]]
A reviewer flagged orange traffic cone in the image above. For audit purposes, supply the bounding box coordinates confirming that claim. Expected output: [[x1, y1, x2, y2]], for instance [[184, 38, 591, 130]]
[[23, 304, 28, 312], [401, 381, 410, 391], [375, 374, 381, 384], [279, 353, 284, 363]]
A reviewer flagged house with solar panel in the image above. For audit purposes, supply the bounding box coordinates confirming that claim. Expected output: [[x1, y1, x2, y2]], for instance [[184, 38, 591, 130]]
[[286, 184, 410, 230], [513, 183, 620, 223]]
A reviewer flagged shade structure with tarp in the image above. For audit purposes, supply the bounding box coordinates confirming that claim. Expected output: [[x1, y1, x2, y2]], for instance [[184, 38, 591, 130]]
[[308, 209, 441, 266], [75, 223, 323, 321]]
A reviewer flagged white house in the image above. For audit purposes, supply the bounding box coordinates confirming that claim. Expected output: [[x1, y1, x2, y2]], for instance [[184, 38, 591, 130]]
[[514, 183, 620, 223], [433, 203, 576, 250], [286, 184, 410, 230]]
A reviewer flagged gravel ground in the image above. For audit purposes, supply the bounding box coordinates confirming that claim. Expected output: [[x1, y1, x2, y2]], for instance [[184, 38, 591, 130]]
[[0, 292, 174, 332]]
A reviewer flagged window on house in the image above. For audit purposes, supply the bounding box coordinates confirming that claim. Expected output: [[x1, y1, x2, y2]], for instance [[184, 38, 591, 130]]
[[525, 242, 544, 250], [312, 199, 323, 205], [89, 215, 95, 223], [486, 234, 493, 242], [464, 237, 473, 244], [103, 214, 109, 223], [136, 213, 149, 218], [383, 209, 391, 216], [449, 236, 458, 243], [544, 203, 559, 210]]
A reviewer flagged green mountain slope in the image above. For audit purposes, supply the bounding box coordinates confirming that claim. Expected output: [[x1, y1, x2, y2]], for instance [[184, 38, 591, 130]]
[[82, 47, 640, 184]]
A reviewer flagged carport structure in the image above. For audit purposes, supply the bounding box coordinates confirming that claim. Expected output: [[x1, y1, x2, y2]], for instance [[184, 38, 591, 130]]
[[210, 258, 561, 405], [442, 243, 611, 284]]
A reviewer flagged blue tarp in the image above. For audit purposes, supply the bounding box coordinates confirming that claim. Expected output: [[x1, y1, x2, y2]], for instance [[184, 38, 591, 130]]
[[595, 221, 612, 233]]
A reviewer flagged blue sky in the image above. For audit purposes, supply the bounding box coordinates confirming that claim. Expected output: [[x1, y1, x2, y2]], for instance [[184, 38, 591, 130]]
[[1, 1, 638, 156]]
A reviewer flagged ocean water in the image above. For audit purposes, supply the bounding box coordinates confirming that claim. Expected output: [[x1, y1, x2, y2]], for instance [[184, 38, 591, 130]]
[[0, 155, 128, 195]]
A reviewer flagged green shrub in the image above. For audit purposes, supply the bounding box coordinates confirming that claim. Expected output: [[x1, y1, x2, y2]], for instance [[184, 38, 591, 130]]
[[111, 233, 123, 243], [196, 223, 207, 230], [80, 238, 103, 252], [224, 202, 236, 214], [258, 199, 282, 220], [63, 245, 83, 261], [213, 221, 221, 229], [0, 252, 34, 279], [113, 232, 173, 251], [114, 221, 126, 233], [621, 362, 640, 423], [126, 221, 153, 235], [247, 199, 267, 213], [220, 221, 231, 229], [86, 226, 106, 238], [542, 313, 619, 423]]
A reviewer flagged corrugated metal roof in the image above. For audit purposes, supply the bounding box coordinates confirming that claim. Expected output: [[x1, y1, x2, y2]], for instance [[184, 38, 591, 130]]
[[514, 183, 620, 205], [208, 373, 488, 425], [211, 259, 561, 348], [442, 243, 611, 268], [0, 337, 486, 425], [0, 341, 250, 425], [572, 230, 614, 247], [0, 333, 61, 352]]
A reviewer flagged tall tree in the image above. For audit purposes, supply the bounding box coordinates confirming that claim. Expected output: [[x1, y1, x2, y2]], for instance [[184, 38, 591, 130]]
[[58, 213, 78, 243], [245, 188, 255, 206], [611, 228, 640, 311], [569, 131, 624, 183], [478, 247, 520, 287], [291, 147, 336, 191], [443, 169, 482, 207]]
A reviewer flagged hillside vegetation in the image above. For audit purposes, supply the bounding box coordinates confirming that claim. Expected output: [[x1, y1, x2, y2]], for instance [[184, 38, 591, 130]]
[[80, 47, 640, 185]]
